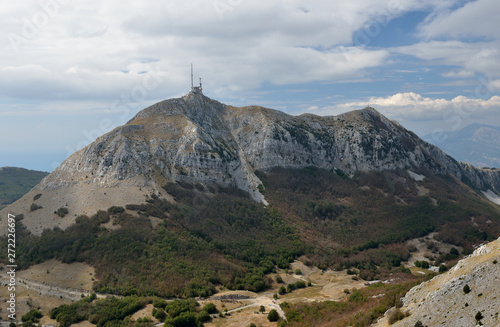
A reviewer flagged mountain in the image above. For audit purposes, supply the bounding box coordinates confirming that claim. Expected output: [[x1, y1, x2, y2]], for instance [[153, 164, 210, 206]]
[[374, 236, 500, 327], [0, 167, 49, 208], [1, 91, 500, 303], [2, 92, 499, 235], [423, 124, 500, 168]]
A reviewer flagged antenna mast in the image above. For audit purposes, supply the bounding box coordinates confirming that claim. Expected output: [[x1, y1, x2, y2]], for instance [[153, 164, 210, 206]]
[[190, 63, 194, 90], [189, 64, 203, 94]]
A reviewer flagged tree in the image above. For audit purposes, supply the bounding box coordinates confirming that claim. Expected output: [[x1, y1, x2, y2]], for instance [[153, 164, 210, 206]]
[[420, 260, 430, 269], [414, 321, 424, 327], [203, 302, 218, 314], [259, 305, 265, 313], [475, 311, 483, 322], [267, 309, 280, 322], [153, 308, 167, 321], [196, 311, 211, 323], [463, 284, 470, 294], [438, 265, 448, 273], [21, 309, 42, 323], [55, 207, 69, 217]]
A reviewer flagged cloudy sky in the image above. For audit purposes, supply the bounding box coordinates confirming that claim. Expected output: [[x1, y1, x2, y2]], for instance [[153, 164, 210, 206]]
[[1, 0, 499, 171]]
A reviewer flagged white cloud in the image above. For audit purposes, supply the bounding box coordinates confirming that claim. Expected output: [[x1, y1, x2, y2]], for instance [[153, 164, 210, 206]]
[[0, 0, 459, 105], [395, 40, 500, 78], [442, 70, 475, 78], [5, 0, 500, 171], [311, 92, 500, 122], [418, 0, 500, 40]]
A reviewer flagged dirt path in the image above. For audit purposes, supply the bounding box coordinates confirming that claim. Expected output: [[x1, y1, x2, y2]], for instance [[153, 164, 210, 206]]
[[0, 276, 108, 301], [224, 294, 287, 321]]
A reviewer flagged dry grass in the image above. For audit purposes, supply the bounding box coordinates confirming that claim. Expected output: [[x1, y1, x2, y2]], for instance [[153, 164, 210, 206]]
[[204, 306, 275, 327], [17, 259, 95, 290], [0, 276, 72, 321], [0, 260, 95, 320]]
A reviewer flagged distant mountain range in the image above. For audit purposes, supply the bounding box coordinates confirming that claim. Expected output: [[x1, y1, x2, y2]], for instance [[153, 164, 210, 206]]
[[424, 124, 500, 168], [0, 167, 48, 208]]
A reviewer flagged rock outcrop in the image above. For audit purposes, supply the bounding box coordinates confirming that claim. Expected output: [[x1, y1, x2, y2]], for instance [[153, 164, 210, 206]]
[[374, 237, 500, 327], [1, 91, 500, 234], [37, 92, 500, 196]]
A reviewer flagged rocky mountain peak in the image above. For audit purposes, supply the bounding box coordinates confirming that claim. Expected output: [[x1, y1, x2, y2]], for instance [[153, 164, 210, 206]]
[[28, 93, 500, 197], [2, 93, 500, 234]]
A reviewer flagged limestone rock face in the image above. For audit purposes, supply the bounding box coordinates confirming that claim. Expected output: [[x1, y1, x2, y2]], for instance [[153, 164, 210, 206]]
[[373, 237, 500, 327], [2, 92, 500, 234], [39, 92, 500, 199]]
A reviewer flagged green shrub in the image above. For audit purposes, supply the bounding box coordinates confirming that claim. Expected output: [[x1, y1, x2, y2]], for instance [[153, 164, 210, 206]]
[[399, 265, 411, 274], [348, 289, 366, 303], [153, 297, 168, 308], [438, 265, 448, 273], [21, 309, 42, 323], [152, 308, 166, 320], [164, 312, 197, 327], [267, 309, 280, 322], [50, 295, 147, 327], [463, 284, 470, 294], [203, 303, 218, 314], [55, 207, 69, 218], [388, 308, 409, 324], [197, 310, 211, 323], [30, 203, 42, 211], [107, 206, 125, 214], [414, 260, 429, 269], [294, 281, 306, 289]]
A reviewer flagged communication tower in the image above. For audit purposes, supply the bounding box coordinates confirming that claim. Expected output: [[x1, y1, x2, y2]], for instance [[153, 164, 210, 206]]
[[190, 64, 202, 94]]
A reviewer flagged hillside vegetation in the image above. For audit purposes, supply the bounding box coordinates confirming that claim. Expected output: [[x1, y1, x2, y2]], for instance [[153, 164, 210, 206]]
[[3, 167, 499, 299], [0, 167, 48, 208], [7, 183, 305, 298]]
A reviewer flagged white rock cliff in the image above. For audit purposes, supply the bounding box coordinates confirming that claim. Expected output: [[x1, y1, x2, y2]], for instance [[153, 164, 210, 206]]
[[2, 92, 500, 234]]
